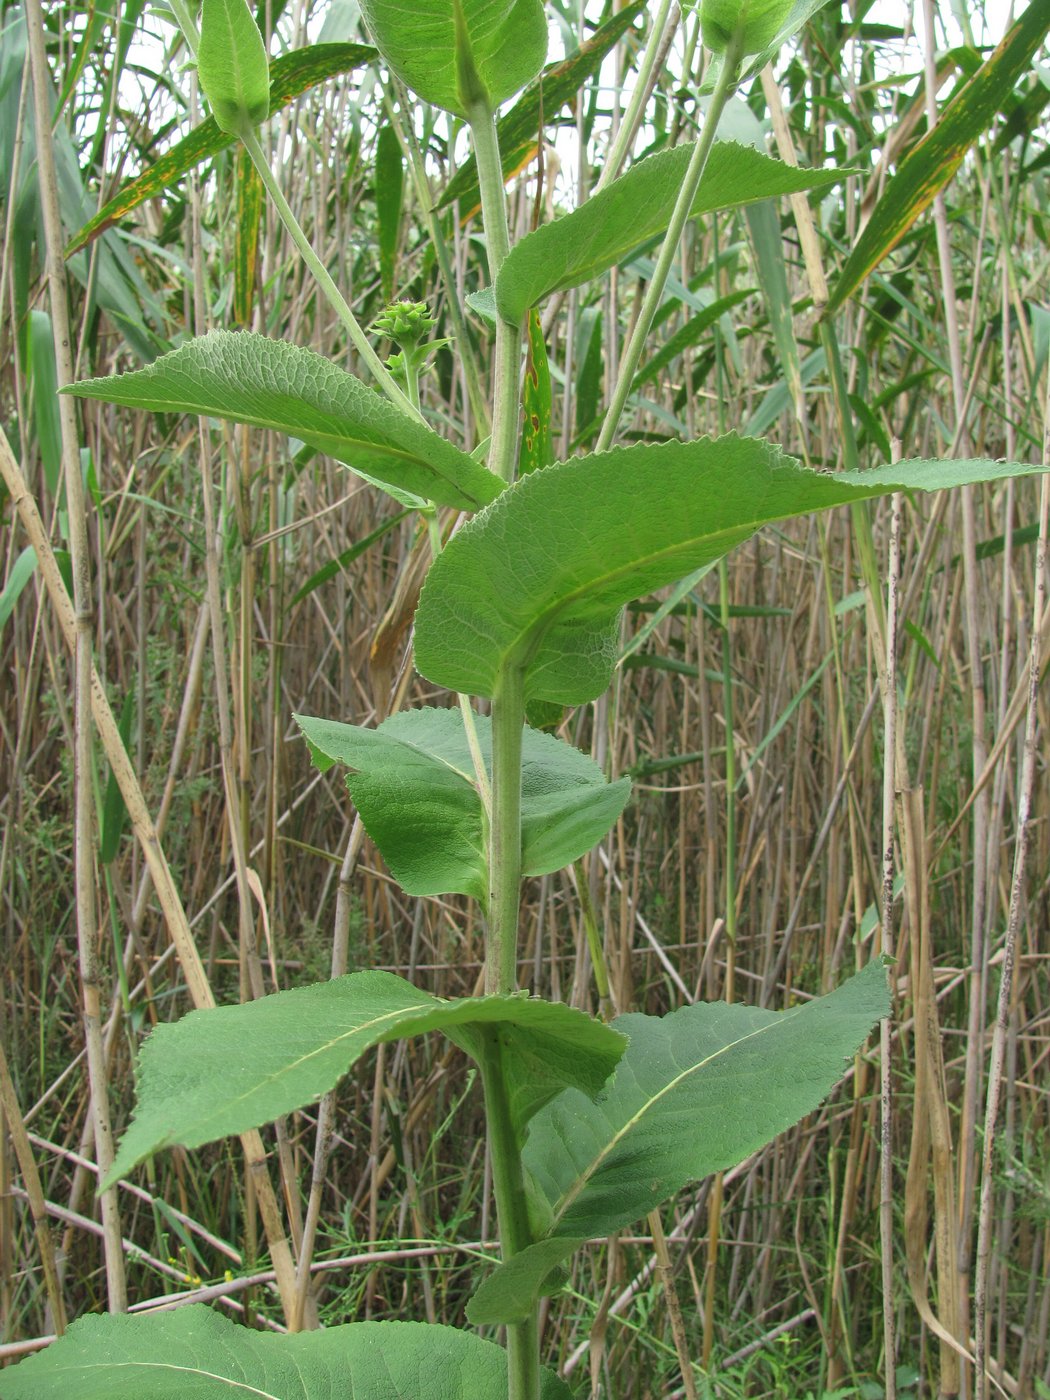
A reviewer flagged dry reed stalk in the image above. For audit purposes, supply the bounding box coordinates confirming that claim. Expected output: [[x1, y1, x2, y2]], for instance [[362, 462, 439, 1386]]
[[0, 426, 303, 1322], [973, 460, 1050, 1395], [0, 1040, 67, 1333], [24, 0, 126, 1312]]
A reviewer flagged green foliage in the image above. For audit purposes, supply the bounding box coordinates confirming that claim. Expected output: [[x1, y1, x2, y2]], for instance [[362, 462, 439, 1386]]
[[494, 141, 846, 326], [414, 436, 1044, 705], [375, 124, 404, 301], [197, 0, 271, 137], [63, 331, 502, 511], [16, 3, 1050, 1394], [828, 0, 1050, 313], [437, 1, 648, 212], [0, 1308, 575, 1398], [699, 0, 798, 57], [358, 0, 547, 117], [296, 708, 631, 898], [104, 970, 626, 1187], [66, 44, 377, 255], [469, 959, 889, 1322]]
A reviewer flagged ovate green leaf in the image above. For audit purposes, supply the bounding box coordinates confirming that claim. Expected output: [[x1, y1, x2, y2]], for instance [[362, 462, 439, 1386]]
[[63, 331, 502, 511], [296, 707, 630, 897], [494, 142, 846, 326], [198, 0, 271, 137], [414, 435, 1050, 703], [1, 1307, 575, 1398], [105, 970, 624, 1186], [359, 0, 547, 117], [470, 961, 889, 1324]]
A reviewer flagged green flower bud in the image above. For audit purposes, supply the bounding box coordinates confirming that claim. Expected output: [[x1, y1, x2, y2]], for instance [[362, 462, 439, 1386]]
[[699, 0, 794, 56], [370, 300, 440, 349]]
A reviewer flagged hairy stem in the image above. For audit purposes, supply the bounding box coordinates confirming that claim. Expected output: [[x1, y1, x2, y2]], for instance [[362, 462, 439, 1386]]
[[480, 1028, 541, 1400], [468, 103, 520, 483], [488, 665, 525, 995]]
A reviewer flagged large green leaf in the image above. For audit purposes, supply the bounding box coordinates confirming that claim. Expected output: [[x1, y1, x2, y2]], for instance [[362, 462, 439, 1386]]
[[297, 707, 631, 897], [494, 142, 846, 326], [105, 971, 624, 1187], [198, 0, 271, 137], [413, 435, 1050, 703], [358, 0, 547, 118], [469, 960, 889, 1324], [1, 1308, 574, 1398], [63, 332, 502, 511], [65, 44, 376, 255], [437, 1, 647, 213], [827, 0, 1050, 314]]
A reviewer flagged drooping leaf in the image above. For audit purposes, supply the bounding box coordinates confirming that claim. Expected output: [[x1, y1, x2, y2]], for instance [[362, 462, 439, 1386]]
[[520, 308, 554, 474], [197, 0, 271, 137], [437, 1, 647, 213], [65, 44, 376, 256], [1, 1307, 575, 1399], [358, 0, 547, 118], [494, 142, 846, 326], [413, 435, 1050, 704], [470, 960, 890, 1324], [827, 0, 1050, 314], [105, 970, 624, 1186], [63, 331, 503, 511], [468, 1235, 582, 1324], [375, 121, 404, 301], [296, 707, 630, 897]]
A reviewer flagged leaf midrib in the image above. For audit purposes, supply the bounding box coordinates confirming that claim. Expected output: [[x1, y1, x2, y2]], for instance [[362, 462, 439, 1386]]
[[60, 1358, 282, 1397], [506, 521, 758, 682], [548, 1005, 806, 1232]]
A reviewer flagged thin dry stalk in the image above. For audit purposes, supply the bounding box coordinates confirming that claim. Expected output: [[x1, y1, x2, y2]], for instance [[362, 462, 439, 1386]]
[[23, 0, 126, 1312]]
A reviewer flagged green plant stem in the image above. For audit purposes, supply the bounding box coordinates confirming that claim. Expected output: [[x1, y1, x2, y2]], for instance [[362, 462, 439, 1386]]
[[479, 1027, 541, 1400], [468, 103, 520, 484], [167, 0, 199, 57], [488, 665, 525, 995], [596, 33, 744, 452], [238, 128, 418, 419]]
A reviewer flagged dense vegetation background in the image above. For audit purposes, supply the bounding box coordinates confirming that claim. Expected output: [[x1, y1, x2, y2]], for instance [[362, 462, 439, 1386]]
[[0, 0, 1048, 1394]]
